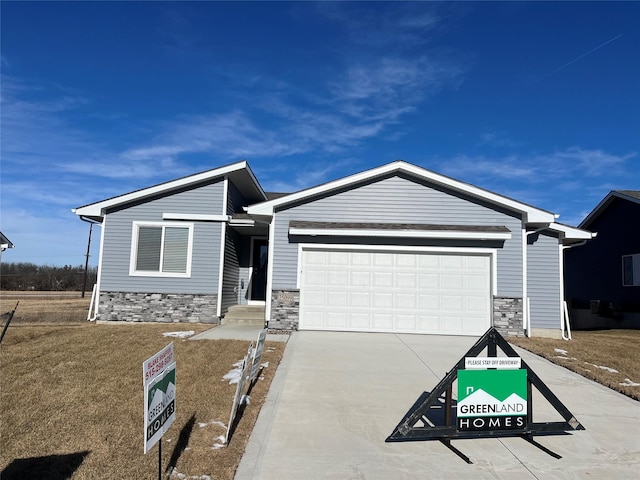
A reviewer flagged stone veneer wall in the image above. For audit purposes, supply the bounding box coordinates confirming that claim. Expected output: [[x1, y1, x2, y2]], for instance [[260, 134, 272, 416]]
[[98, 292, 219, 323], [269, 289, 300, 330], [493, 296, 524, 337]]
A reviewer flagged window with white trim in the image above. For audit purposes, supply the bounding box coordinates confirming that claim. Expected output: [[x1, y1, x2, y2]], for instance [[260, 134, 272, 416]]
[[622, 253, 640, 286], [130, 222, 193, 277]]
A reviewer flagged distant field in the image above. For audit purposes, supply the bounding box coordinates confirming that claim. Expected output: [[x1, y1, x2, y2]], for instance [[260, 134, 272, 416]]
[[0, 291, 91, 323], [509, 329, 640, 401]]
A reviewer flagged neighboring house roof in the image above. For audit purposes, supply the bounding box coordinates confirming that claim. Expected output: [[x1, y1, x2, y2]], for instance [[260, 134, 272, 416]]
[[579, 190, 640, 229], [73, 160, 267, 221], [0, 231, 15, 251], [248, 160, 557, 224]]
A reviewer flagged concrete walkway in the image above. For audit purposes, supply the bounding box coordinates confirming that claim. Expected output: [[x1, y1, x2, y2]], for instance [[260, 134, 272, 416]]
[[190, 324, 289, 342], [236, 331, 640, 480]]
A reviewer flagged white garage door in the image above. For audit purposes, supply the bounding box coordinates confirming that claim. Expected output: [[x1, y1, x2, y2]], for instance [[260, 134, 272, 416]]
[[299, 249, 491, 335]]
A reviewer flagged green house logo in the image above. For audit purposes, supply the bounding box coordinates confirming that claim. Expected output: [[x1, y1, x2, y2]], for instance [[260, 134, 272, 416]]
[[457, 369, 527, 431]]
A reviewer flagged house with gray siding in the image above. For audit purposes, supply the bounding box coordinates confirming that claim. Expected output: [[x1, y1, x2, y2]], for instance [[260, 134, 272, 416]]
[[74, 160, 592, 338]]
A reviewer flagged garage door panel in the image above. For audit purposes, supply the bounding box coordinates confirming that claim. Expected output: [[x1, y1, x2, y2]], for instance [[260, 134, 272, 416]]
[[350, 292, 371, 307], [328, 271, 348, 285], [443, 274, 463, 289], [300, 250, 490, 335], [420, 294, 440, 310], [327, 312, 347, 328], [351, 271, 370, 286], [304, 291, 325, 306], [396, 315, 417, 331], [374, 293, 393, 308], [349, 313, 370, 329], [419, 273, 439, 289], [373, 272, 393, 287], [397, 293, 417, 309], [374, 253, 394, 267], [373, 313, 393, 330], [397, 273, 417, 288], [328, 291, 347, 307], [305, 270, 325, 285], [444, 315, 464, 333]]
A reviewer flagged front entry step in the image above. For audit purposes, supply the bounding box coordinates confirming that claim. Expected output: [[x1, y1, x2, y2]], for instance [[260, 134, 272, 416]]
[[222, 305, 265, 326]]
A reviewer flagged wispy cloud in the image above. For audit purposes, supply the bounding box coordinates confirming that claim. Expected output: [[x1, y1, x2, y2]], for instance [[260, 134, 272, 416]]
[[437, 147, 634, 183]]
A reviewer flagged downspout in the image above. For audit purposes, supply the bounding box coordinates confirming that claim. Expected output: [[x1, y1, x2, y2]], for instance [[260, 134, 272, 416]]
[[80, 215, 103, 321], [523, 226, 549, 337], [264, 216, 276, 326], [559, 240, 587, 341]]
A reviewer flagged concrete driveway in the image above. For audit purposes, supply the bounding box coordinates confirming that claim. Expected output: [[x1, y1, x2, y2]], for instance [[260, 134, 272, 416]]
[[236, 331, 639, 480]]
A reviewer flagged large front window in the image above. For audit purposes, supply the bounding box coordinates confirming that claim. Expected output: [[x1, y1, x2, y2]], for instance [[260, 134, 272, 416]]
[[130, 222, 193, 277]]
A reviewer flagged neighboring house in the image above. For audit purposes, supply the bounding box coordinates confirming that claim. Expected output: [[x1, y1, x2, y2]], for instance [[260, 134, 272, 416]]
[[0, 231, 15, 264], [565, 190, 640, 329], [73, 160, 593, 338]]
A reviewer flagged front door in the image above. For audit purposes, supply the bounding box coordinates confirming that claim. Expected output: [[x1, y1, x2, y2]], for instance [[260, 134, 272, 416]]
[[249, 238, 268, 303]]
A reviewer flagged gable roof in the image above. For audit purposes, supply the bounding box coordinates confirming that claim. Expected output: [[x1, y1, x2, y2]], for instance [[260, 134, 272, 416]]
[[73, 160, 267, 222], [0, 231, 15, 250], [247, 160, 557, 224], [579, 190, 640, 229]]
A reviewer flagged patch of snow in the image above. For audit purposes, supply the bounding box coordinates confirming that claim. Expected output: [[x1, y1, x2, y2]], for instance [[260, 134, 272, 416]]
[[212, 435, 226, 449], [163, 330, 195, 338], [553, 356, 577, 360], [198, 419, 227, 429], [620, 379, 640, 387], [260, 361, 269, 368], [223, 368, 242, 385], [584, 362, 618, 373], [554, 348, 568, 355]]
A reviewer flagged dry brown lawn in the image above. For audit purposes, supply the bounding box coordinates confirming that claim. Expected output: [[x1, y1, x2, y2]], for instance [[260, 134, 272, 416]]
[[509, 329, 640, 401], [1, 291, 92, 323], [0, 293, 285, 480]]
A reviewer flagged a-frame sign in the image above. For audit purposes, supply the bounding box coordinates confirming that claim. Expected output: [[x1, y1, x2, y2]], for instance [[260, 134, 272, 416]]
[[386, 327, 584, 463]]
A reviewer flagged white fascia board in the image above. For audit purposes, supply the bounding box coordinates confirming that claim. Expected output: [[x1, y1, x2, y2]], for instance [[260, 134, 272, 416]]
[[247, 160, 556, 222], [549, 222, 595, 241], [289, 227, 511, 240], [74, 161, 249, 218], [229, 219, 256, 227], [163, 213, 230, 222]]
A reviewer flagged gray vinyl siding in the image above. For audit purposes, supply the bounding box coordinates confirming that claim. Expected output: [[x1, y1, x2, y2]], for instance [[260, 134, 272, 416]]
[[527, 233, 561, 329], [227, 180, 247, 215], [271, 175, 523, 296], [100, 181, 224, 294], [221, 227, 241, 313]]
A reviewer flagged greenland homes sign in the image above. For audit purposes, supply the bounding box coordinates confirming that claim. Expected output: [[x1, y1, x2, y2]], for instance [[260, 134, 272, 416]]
[[386, 327, 584, 464], [457, 368, 527, 431], [143, 343, 176, 454]]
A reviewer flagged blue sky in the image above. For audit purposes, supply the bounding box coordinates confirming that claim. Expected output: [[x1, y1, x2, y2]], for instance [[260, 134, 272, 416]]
[[1, 1, 639, 267]]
